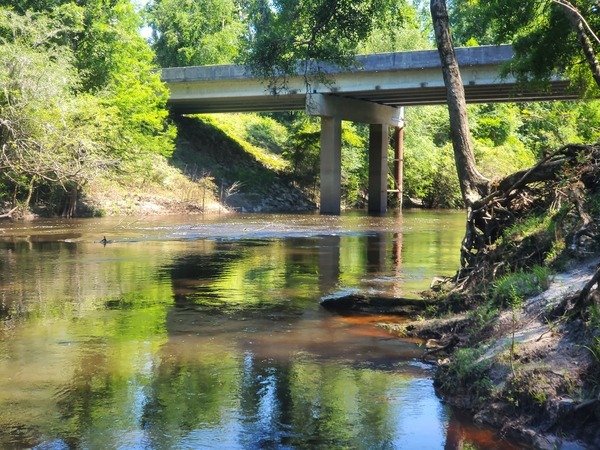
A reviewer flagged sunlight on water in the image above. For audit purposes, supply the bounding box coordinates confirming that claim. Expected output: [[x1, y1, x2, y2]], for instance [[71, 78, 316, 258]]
[[0, 211, 523, 449]]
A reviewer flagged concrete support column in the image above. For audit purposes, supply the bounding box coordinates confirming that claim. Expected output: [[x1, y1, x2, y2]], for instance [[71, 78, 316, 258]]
[[320, 116, 342, 215], [368, 123, 389, 214]]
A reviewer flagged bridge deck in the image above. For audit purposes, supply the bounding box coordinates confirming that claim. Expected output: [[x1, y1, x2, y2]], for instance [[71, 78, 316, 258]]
[[161, 45, 578, 114]]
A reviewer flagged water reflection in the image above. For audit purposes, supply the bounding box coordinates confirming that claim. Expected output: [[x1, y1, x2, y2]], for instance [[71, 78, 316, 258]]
[[0, 211, 522, 448]]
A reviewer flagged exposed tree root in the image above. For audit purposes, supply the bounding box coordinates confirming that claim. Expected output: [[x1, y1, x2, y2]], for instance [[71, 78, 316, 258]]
[[577, 264, 600, 310], [454, 143, 600, 295]]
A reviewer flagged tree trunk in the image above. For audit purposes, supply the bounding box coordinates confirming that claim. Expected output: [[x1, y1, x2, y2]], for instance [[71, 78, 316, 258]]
[[430, 0, 489, 207], [556, 0, 600, 89]]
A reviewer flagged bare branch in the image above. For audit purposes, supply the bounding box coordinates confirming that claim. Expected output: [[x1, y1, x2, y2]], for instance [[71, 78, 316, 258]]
[[553, 0, 600, 46]]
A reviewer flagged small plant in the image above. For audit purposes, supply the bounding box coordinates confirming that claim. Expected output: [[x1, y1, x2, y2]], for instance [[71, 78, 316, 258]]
[[424, 303, 439, 317], [467, 301, 499, 337], [562, 370, 582, 399], [583, 336, 600, 364], [507, 285, 524, 376], [504, 213, 549, 241], [436, 347, 493, 404], [588, 303, 600, 328], [492, 265, 552, 306], [504, 369, 551, 410], [544, 239, 567, 267]]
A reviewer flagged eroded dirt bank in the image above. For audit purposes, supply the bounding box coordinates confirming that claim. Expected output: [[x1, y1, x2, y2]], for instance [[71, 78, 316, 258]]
[[377, 258, 600, 449]]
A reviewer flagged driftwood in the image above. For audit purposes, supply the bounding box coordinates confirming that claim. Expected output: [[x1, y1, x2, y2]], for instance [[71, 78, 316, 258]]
[[320, 294, 433, 315], [0, 206, 18, 219], [423, 335, 460, 359]]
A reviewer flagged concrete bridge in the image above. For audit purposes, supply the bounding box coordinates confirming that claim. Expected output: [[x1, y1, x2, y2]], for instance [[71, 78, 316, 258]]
[[161, 45, 577, 214]]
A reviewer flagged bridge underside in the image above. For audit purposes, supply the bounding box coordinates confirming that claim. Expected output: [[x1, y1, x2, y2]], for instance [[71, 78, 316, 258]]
[[166, 81, 576, 114], [162, 45, 580, 215]]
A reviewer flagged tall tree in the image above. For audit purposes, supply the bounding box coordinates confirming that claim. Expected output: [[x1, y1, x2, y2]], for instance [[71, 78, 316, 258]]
[[0, 3, 175, 215], [434, 0, 600, 278], [429, 0, 488, 208], [0, 8, 118, 212]]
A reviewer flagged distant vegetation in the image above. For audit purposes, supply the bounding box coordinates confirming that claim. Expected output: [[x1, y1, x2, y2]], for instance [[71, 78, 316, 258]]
[[0, 1, 176, 216], [1, 1, 600, 216]]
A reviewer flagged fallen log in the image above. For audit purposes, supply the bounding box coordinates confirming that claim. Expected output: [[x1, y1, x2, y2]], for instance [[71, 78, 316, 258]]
[[320, 294, 433, 315], [0, 206, 18, 220]]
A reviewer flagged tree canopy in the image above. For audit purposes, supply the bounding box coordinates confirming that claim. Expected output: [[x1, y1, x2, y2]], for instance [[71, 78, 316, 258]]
[[240, 0, 407, 92], [0, 2, 174, 215], [450, 0, 600, 95], [145, 0, 244, 67]]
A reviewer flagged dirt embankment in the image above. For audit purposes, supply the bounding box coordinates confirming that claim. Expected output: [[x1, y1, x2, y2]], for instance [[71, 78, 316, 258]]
[[1, 114, 316, 219], [171, 115, 315, 214], [375, 258, 600, 449]]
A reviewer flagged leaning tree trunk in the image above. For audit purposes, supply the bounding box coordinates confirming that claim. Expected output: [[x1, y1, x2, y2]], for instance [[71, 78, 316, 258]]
[[555, 0, 600, 89], [430, 0, 490, 269], [430, 0, 489, 208]]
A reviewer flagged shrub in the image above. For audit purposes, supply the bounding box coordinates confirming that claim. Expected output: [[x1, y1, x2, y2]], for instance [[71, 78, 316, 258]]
[[492, 266, 552, 306]]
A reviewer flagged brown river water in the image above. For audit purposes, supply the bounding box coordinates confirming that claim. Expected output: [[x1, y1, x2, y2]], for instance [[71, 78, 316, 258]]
[[0, 210, 525, 449]]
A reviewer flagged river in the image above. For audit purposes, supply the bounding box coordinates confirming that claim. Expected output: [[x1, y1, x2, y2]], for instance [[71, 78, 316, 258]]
[[0, 210, 522, 449]]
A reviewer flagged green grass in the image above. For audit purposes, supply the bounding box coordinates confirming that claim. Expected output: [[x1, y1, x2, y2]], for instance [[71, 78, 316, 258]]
[[492, 265, 552, 306], [436, 346, 493, 404], [197, 113, 289, 171]]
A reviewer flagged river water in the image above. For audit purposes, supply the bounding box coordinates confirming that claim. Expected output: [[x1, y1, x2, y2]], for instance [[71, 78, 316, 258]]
[[0, 211, 522, 449]]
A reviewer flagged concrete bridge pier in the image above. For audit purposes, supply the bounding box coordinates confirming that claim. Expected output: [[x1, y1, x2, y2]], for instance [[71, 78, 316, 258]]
[[319, 116, 342, 215], [308, 94, 403, 215], [368, 123, 389, 214]]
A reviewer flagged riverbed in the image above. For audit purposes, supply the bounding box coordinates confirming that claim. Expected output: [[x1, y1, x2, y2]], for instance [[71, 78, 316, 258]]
[[0, 210, 523, 449]]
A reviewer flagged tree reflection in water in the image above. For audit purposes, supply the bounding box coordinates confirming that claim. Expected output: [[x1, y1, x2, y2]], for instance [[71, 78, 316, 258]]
[[0, 211, 521, 448]]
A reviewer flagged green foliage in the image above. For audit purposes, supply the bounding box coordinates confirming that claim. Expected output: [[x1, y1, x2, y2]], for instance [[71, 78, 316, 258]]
[[357, 1, 432, 53], [583, 336, 600, 364], [145, 0, 244, 67], [467, 302, 500, 338], [500, 201, 588, 269], [450, 0, 600, 95], [75, 1, 176, 160], [0, 9, 109, 205], [241, 0, 406, 91], [0, 5, 174, 212], [504, 213, 551, 241], [518, 101, 600, 157], [284, 115, 322, 190], [504, 368, 552, 411], [401, 101, 550, 207], [282, 114, 368, 207], [492, 266, 552, 306], [198, 113, 288, 171], [435, 346, 492, 404], [246, 116, 288, 154], [589, 190, 600, 217], [402, 106, 462, 207], [341, 123, 369, 207]]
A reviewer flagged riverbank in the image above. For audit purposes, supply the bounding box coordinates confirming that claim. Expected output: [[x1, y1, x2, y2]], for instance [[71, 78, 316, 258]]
[[0, 114, 316, 220], [377, 257, 600, 449]]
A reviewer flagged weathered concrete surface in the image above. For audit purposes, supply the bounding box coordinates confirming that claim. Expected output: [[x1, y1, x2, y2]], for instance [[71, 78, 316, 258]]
[[162, 45, 577, 114], [319, 116, 342, 215]]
